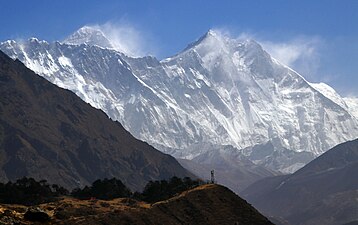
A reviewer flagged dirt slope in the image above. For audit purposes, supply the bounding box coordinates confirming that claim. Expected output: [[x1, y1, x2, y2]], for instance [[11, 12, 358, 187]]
[[0, 184, 273, 225]]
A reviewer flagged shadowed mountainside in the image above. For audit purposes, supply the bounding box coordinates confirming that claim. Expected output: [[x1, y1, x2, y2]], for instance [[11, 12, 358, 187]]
[[241, 138, 358, 225], [0, 50, 192, 191]]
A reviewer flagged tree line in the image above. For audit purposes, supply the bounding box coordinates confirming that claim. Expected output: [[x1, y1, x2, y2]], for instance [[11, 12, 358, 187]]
[[0, 177, 68, 205], [0, 176, 203, 205]]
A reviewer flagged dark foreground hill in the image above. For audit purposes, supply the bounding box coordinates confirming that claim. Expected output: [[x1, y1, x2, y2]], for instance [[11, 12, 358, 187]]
[[242, 138, 358, 225], [0, 184, 273, 225], [0, 50, 192, 190]]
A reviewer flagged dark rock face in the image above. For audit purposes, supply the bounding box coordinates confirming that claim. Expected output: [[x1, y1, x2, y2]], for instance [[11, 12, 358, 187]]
[[24, 207, 50, 222], [0, 51, 192, 191], [241, 139, 358, 225]]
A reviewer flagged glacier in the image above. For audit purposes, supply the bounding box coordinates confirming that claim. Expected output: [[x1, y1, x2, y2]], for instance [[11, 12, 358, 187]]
[[1, 27, 357, 173]]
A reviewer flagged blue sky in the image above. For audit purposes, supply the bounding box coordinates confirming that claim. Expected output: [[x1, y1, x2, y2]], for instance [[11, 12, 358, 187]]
[[1, 0, 357, 96]]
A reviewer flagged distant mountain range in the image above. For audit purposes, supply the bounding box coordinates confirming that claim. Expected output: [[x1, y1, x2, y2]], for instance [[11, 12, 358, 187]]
[[241, 138, 358, 225], [0, 50, 192, 190], [1, 26, 357, 175]]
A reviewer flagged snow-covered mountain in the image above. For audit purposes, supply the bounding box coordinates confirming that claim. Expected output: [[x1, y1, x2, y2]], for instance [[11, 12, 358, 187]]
[[309, 82, 350, 110], [310, 82, 358, 119], [64, 26, 114, 49], [343, 97, 358, 119], [1, 27, 358, 173]]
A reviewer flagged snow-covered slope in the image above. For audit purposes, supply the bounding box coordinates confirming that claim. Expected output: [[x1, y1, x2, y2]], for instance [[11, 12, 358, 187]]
[[309, 82, 349, 110], [1, 27, 358, 173], [64, 26, 114, 49], [310, 82, 358, 120], [344, 97, 358, 119]]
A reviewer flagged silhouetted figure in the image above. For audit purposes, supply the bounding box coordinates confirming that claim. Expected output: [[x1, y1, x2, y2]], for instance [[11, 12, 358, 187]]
[[210, 170, 215, 184]]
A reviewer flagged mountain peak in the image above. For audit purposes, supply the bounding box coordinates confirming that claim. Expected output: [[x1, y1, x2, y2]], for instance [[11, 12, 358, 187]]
[[180, 29, 225, 54], [181, 29, 265, 56], [28, 37, 49, 45], [206, 29, 219, 37], [63, 26, 114, 49]]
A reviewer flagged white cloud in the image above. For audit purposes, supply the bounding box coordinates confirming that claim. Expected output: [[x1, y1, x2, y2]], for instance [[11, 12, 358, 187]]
[[210, 28, 324, 81], [200, 28, 325, 82], [260, 38, 316, 66], [259, 37, 323, 80], [211, 29, 356, 96], [97, 21, 157, 57]]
